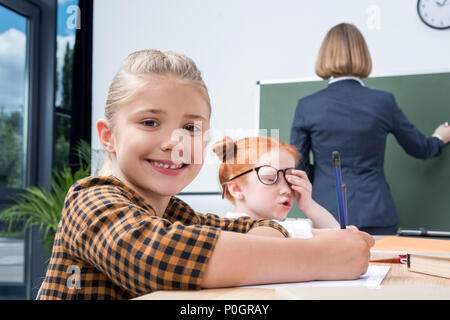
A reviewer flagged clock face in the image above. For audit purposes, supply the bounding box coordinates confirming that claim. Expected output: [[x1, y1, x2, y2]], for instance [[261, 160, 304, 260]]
[[417, 0, 450, 29]]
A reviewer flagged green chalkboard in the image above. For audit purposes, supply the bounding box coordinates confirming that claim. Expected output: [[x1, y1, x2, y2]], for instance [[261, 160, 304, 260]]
[[259, 72, 450, 230]]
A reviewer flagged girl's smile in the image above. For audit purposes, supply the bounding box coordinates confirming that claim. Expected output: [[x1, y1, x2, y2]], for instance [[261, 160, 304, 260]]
[[146, 158, 190, 176], [99, 78, 211, 210]]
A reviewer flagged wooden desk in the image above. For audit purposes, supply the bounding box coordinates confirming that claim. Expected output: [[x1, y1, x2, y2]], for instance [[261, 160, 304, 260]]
[[135, 253, 450, 300], [135, 236, 450, 300]]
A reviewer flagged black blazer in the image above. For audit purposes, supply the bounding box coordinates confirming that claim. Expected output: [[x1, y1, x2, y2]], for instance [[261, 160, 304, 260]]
[[290, 79, 443, 228]]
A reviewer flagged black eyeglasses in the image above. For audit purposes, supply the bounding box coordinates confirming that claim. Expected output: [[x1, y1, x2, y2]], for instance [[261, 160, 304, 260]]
[[222, 165, 296, 199]]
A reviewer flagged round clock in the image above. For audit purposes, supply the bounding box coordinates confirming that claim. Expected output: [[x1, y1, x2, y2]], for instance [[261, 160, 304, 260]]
[[417, 0, 450, 29]]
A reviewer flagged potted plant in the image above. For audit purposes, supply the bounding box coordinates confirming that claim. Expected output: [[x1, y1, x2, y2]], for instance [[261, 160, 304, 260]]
[[0, 140, 91, 253]]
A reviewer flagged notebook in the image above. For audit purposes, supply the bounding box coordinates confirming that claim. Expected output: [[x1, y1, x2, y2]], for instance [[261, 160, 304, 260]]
[[241, 265, 390, 289]]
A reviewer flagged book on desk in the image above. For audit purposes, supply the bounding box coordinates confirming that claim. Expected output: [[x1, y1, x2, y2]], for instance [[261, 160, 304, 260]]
[[407, 252, 450, 279], [371, 236, 450, 279]]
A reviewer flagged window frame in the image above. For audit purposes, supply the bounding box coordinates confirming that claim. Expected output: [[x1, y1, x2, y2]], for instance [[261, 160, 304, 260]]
[[0, 0, 92, 299], [0, 0, 43, 300]]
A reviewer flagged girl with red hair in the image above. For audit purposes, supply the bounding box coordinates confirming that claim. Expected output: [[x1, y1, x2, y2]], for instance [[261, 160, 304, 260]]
[[213, 136, 339, 238]]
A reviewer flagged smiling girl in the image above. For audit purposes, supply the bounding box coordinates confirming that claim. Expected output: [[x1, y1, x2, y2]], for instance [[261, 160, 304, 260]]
[[37, 49, 374, 300]]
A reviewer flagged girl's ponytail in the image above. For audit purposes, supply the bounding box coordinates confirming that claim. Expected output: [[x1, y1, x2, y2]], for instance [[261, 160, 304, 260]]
[[212, 136, 236, 164]]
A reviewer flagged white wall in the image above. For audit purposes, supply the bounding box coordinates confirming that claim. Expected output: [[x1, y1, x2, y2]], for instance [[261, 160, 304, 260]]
[[92, 0, 450, 196]]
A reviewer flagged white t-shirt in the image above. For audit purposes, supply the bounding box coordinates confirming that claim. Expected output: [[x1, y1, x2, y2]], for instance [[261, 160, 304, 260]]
[[224, 212, 313, 239]]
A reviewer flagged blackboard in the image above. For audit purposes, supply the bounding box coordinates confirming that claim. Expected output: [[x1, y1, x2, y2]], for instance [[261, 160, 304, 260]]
[[259, 72, 450, 230]]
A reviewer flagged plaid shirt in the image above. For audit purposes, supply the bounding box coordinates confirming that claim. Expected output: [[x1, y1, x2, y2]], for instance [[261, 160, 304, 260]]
[[36, 176, 288, 300]]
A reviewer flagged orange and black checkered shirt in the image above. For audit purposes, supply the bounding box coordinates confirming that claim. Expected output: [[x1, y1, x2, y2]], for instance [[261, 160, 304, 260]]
[[36, 175, 288, 299]]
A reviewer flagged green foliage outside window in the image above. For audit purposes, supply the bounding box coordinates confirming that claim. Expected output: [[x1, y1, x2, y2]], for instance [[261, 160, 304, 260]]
[[0, 108, 23, 188], [0, 140, 91, 252]]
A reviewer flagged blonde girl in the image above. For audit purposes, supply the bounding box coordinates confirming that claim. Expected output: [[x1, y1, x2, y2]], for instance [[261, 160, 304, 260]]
[[37, 49, 374, 300]]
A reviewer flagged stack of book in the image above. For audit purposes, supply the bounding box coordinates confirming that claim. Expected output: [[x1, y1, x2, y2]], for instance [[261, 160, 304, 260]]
[[371, 236, 450, 279], [407, 252, 450, 279]]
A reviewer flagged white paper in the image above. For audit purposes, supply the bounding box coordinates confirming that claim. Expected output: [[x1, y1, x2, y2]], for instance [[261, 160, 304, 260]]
[[241, 265, 391, 289], [371, 250, 407, 255]]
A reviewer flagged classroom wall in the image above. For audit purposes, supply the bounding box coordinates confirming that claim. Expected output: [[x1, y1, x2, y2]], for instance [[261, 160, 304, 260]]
[[91, 0, 450, 212]]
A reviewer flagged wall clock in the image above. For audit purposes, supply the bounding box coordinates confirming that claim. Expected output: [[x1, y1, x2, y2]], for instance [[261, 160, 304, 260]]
[[417, 0, 450, 29]]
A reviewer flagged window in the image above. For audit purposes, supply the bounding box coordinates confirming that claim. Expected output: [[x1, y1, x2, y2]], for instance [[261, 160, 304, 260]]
[[0, 5, 27, 189], [0, 0, 92, 299], [0, 0, 40, 299], [55, 0, 92, 173], [54, 0, 78, 171]]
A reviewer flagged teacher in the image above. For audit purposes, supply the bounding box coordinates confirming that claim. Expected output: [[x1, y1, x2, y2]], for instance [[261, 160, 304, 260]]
[[290, 23, 450, 235]]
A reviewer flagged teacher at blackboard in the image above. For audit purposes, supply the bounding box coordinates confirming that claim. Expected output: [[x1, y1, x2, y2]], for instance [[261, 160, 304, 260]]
[[290, 23, 450, 235]]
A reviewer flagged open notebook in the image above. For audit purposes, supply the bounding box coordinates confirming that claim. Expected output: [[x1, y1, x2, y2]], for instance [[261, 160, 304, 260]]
[[241, 265, 390, 289]]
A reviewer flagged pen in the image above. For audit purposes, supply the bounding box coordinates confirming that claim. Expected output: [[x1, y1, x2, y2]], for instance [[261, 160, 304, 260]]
[[332, 151, 346, 229], [342, 184, 348, 225]]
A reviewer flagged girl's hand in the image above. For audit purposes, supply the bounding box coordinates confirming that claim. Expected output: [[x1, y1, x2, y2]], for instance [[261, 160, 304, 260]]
[[285, 169, 314, 212], [311, 228, 374, 280], [312, 225, 358, 236], [286, 169, 340, 229]]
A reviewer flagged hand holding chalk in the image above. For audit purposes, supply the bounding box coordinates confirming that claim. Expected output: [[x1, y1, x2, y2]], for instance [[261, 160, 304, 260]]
[[433, 122, 450, 143]]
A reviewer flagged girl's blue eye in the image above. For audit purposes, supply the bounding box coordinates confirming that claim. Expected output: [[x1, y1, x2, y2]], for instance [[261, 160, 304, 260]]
[[142, 119, 159, 127]]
